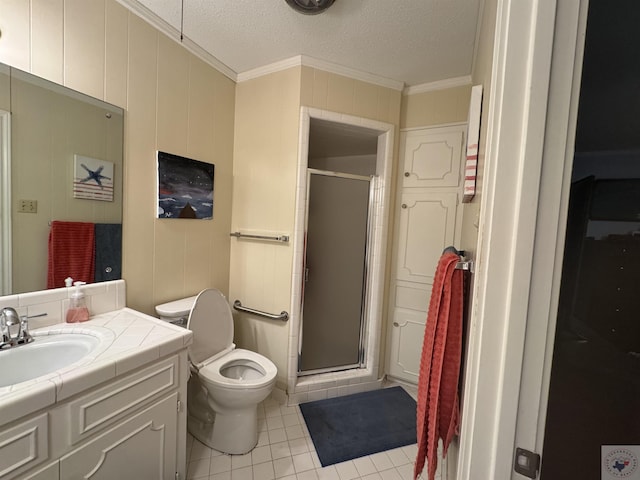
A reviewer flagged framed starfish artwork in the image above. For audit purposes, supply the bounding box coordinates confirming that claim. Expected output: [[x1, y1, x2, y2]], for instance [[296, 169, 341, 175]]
[[73, 154, 114, 201]]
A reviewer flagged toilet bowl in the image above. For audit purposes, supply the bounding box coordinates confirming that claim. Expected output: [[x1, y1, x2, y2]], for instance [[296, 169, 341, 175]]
[[155, 289, 277, 454]]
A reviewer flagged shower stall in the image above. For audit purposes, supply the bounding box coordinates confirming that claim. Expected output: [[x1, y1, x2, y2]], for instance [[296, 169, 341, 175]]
[[298, 169, 375, 374], [287, 107, 394, 399]]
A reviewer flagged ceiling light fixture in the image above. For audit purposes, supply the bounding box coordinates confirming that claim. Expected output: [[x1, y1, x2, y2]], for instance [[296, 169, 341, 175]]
[[285, 0, 336, 15]]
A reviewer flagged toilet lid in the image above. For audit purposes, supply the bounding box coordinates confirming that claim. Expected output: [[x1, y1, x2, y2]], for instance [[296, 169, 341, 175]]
[[187, 289, 234, 365]]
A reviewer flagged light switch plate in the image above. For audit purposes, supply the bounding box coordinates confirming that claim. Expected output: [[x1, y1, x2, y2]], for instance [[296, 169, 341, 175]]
[[18, 199, 38, 213]]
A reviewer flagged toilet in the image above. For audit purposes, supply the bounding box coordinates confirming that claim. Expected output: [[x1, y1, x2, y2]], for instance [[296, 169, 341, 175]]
[[155, 289, 277, 454]]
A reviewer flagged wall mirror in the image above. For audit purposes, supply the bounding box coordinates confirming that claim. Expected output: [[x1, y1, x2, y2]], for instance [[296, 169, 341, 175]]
[[0, 62, 124, 295]]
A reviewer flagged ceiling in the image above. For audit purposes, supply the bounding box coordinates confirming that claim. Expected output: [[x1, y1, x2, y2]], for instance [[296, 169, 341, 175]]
[[123, 0, 483, 90]]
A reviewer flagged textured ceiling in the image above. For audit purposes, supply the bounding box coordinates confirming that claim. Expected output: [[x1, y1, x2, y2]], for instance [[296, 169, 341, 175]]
[[127, 0, 482, 88]]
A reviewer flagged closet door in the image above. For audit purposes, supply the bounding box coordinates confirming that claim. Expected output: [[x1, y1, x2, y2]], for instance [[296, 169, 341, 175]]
[[388, 192, 458, 382], [395, 192, 458, 284], [387, 124, 465, 384]]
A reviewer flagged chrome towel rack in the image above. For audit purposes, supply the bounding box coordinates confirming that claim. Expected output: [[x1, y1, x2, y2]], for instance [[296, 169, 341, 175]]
[[233, 300, 289, 322], [455, 260, 474, 272], [443, 246, 474, 273], [230, 231, 289, 243]]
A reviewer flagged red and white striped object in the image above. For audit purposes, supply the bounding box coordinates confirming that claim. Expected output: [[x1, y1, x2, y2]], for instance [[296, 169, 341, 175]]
[[463, 85, 483, 203]]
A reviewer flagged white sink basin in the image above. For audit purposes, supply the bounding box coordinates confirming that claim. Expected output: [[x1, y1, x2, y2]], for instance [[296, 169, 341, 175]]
[[0, 333, 100, 387]]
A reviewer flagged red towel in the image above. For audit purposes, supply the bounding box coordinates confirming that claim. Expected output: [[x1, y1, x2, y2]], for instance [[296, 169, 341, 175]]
[[47, 221, 95, 289], [414, 252, 464, 480]]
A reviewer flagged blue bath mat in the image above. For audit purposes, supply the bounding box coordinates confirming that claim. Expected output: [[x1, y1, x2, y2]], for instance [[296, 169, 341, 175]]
[[300, 386, 417, 466]]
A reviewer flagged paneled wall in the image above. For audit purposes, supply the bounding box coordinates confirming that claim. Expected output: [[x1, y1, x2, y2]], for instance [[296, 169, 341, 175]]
[[0, 0, 235, 314], [300, 66, 402, 125], [230, 68, 301, 386]]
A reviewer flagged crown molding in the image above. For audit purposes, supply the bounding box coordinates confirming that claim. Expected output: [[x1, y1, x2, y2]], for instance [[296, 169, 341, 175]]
[[236, 56, 304, 83], [403, 75, 472, 95], [237, 55, 406, 91], [300, 55, 405, 91], [115, 0, 237, 82]]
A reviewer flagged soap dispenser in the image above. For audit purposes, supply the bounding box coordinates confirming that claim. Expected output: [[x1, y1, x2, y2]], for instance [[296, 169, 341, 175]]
[[66, 281, 90, 323]]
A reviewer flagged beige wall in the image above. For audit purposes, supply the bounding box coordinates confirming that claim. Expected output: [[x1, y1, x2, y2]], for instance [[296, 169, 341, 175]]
[[0, 65, 8, 108], [458, 0, 498, 258], [301, 66, 402, 125], [0, 0, 235, 314], [400, 85, 472, 129], [230, 68, 302, 386]]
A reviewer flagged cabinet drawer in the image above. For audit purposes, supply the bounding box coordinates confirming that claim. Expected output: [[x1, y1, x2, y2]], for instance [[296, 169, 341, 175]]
[[68, 355, 179, 444], [0, 413, 48, 479]]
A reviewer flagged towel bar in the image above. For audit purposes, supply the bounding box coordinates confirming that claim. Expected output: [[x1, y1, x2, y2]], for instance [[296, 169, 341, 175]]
[[233, 300, 289, 322], [230, 231, 289, 243], [455, 260, 474, 272]]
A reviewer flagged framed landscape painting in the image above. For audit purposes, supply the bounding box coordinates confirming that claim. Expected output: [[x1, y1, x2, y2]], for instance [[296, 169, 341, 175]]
[[156, 151, 214, 219]]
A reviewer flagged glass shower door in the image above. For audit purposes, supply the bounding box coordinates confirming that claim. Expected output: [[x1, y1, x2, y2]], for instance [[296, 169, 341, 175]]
[[298, 170, 373, 374]]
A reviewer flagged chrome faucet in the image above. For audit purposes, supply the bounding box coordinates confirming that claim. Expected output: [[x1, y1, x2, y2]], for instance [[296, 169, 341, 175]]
[[0, 307, 35, 349]]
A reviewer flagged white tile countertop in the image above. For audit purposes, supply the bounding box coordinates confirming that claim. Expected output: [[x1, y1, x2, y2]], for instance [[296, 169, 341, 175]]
[[0, 307, 192, 427]]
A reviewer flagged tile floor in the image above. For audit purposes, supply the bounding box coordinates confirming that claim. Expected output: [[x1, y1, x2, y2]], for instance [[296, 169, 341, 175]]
[[186, 386, 437, 480]]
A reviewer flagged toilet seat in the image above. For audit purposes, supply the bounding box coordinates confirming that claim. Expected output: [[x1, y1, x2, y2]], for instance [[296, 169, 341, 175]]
[[187, 289, 277, 390], [199, 349, 277, 390]]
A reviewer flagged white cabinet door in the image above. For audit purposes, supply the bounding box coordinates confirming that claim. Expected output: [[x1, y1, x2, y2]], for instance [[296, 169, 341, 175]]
[[60, 393, 178, 480], [388, 191, 459, 383], [400, 127, 464, 188], [22, 462, 59, 480], [388, 306, 429, 382], [395, 192, 458, 284], [0, 413, 48, 480]]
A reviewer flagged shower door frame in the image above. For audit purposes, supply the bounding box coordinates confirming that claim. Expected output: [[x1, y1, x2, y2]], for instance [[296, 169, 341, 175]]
[[297, 168, 376, 376], [287, 107, 395, 397]]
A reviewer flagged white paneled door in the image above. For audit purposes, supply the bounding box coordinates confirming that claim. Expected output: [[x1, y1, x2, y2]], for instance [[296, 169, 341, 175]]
[[387, 125, 464, 383]]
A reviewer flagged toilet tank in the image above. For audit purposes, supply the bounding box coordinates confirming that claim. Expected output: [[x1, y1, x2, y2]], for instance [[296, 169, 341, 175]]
[[155, 295, 198, 327]]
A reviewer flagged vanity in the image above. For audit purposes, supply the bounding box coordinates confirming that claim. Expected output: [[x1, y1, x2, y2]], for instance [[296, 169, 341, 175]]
[[0, 280, 192, 480]]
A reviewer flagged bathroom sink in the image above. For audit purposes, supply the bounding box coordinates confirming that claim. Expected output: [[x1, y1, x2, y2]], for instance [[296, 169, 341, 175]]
[[0, 333, 100, 387]]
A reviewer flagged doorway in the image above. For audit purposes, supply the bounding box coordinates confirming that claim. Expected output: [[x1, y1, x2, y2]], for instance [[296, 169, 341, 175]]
[[287, 107, 394, 394], [539, 1, 640, 477], [511, 1, 640, 478]]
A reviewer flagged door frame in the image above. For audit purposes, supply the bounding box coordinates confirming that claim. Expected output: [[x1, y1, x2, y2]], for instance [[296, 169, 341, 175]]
[[286, 107, 394, 396], [456, 0, 581, 478], [0, 109, 11, 295], [511, 0, 588, 474]]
